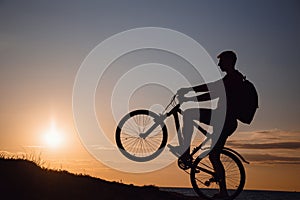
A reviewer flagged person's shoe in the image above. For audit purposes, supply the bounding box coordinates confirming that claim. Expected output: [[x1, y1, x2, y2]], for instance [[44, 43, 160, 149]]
[[168, 145, 193, 169], [167, 144, 185, 157]]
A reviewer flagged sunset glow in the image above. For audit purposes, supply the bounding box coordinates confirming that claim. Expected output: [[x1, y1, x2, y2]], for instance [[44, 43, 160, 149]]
[[43, 123, 64, 149]]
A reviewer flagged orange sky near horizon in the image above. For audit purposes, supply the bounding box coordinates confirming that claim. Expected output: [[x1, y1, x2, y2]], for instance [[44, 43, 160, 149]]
[[1, 124, 299, 192]]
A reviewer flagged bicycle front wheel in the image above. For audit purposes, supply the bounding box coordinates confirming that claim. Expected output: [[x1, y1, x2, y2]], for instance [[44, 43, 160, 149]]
[[190, 149, 245, 200], [115, 110, 168, 162]]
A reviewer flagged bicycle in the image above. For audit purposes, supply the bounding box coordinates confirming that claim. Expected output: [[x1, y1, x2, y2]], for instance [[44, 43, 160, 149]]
[[115, 94, 249, 200]]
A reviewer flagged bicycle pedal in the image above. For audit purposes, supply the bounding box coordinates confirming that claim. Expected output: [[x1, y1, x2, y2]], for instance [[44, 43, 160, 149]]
[[178, 157, 193, 170], [204, 180, 210, 187]]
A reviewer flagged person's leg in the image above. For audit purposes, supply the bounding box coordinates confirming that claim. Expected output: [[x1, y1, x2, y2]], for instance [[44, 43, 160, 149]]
[[182, 108, 211, 155], [209, 119, 237, 197], [209, 135, 228, 196]]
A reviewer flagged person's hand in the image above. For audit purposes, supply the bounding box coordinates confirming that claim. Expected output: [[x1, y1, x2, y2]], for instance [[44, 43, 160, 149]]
[[177, 88, 190, 104], [177, 88, 190, 97], [177, 95, 187, 104]]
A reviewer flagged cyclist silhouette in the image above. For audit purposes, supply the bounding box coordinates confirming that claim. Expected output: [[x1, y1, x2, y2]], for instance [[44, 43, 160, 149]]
[[171, 50, 244, 198]]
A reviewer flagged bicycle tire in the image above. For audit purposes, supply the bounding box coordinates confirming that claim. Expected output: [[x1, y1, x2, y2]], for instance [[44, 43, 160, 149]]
[[115, 110, 168, 162], [190, 149, 245, 200]]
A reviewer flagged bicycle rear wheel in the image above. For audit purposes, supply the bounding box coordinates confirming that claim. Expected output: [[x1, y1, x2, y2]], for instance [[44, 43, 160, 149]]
[[115, 110, 168, 162], [190, 149, 245, 200]]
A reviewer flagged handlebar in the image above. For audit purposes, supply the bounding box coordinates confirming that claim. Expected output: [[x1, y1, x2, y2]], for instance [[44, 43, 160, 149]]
[[163, 92, 186, 110]]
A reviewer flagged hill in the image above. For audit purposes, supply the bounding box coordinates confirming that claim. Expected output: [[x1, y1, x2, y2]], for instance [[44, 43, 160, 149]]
[[0, 157, 198, 200]]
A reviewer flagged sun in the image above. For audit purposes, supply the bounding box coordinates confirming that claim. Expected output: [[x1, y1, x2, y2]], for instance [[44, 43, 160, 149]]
[[43, 123, 63, 148]]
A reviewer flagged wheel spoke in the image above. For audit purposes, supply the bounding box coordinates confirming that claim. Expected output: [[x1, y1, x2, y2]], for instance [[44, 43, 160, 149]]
[[191, 150, 245, 199], [116, 111, 167, 161]]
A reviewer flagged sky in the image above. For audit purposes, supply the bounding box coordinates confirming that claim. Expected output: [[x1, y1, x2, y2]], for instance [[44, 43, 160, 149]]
[[0, 0, 300, 192]]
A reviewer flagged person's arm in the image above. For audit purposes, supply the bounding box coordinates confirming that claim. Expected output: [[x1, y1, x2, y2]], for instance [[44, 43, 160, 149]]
[[177, 79, 223, 101], [195, 79, 224, 94], [192, 84, 209, 93], [180, 92, 211, 102], [177, 83, 208, 96]]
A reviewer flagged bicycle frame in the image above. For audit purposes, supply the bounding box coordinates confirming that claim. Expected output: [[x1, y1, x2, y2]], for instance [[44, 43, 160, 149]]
[[116, 94, 248, 199], [139, 95, 249, 164]]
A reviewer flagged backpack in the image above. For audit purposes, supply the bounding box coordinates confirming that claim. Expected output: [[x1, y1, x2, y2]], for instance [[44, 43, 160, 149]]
[[235, 77, 259, 124]]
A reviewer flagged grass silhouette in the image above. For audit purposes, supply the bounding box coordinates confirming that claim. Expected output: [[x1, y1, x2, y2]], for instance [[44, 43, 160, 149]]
[[0, 155, 199, 200]]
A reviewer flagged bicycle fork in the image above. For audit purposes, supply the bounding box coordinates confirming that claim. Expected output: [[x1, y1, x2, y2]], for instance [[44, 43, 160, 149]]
[[173, 111, 184, 146]]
